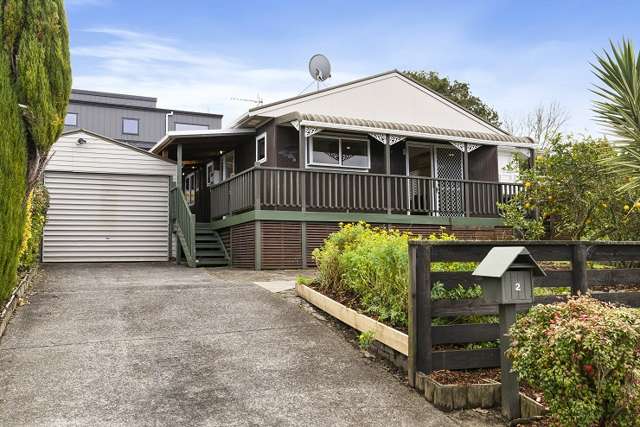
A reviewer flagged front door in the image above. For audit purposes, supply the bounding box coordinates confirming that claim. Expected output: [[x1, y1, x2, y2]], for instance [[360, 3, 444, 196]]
[[406, 144, 463, 216], [435, 146, 464, 216]]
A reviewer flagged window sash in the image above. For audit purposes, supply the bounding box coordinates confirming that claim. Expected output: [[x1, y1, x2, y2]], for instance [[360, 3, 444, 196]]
[[64, 112, 78, 126], [308, 135, 370, 169], [122, 118, 139, 135], [256, 132, 267, 163], [222, 151, 235, 180]]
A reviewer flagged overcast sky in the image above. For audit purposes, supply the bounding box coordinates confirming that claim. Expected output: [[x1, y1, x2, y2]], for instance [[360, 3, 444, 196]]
[[66, 0, 640, 133]]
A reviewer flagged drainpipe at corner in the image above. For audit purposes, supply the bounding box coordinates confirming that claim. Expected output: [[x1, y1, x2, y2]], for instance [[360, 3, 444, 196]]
[[165, 111, 174, 134]]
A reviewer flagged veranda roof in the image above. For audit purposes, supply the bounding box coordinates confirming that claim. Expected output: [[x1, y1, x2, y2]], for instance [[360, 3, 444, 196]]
[[288, 112, 534, 146]]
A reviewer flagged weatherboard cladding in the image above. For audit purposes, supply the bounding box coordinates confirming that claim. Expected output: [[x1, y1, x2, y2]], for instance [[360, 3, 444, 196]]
[[43, 171, 170, 262]]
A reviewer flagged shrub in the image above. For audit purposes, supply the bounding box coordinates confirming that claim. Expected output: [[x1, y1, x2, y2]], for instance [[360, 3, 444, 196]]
[[312, 222, 480, 329], [18, 184, 49, 272], [507, 296, 640, 426]]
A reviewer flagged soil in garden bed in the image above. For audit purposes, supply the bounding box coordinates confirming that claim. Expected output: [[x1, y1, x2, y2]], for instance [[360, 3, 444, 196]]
[[429, 369, 547, 407]]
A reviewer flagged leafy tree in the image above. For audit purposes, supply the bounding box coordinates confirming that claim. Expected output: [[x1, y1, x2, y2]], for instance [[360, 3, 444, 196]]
[[404, 70, 501, 126], [592, 39, 640, 197], [498, 134, 640, 240], [0, 0, 71, 299]]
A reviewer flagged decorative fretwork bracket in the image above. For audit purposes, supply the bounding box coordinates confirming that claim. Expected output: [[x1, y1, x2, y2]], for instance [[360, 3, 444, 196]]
[[290, 120, 300, 131], [304, 127, 323, 138], [450, 142, 482, 152], [388, 135, 406, 145], [369, 133, 387, 144]]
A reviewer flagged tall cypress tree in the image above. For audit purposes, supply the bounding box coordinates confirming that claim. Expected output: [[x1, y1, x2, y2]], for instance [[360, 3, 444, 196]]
[[0, 0, 71, 299]]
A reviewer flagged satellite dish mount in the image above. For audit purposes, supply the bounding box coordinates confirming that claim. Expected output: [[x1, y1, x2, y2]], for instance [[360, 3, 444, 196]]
[[308, 54, 332, 91]]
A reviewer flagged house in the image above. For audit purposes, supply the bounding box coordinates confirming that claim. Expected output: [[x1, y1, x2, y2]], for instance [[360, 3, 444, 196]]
[[150, 70, 534, 270], [64, 89, 223, 150]]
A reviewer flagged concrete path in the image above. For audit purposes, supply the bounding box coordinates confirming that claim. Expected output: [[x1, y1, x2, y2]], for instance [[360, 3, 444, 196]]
[[0, 263, 496, 426]]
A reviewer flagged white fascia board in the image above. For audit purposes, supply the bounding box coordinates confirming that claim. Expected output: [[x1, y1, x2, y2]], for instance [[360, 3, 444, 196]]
[[150, 128, 256, 153], [299, 120, 536, 149]]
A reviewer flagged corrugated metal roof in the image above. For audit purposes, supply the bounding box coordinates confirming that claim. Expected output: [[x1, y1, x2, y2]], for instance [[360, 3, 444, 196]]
[[299, 113, 533, 145]]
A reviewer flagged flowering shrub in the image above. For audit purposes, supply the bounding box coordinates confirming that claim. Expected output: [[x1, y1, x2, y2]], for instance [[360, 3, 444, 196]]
[[18, 184, 49, 272], [507, 296, 640, 426], [312, 222, 477, 328]]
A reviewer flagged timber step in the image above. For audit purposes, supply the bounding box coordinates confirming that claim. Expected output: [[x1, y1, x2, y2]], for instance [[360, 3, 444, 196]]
[[193, 224, 229, 268]]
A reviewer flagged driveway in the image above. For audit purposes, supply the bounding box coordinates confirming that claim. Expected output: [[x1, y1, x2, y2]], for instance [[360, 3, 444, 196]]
[[0, 263, 496, 426]]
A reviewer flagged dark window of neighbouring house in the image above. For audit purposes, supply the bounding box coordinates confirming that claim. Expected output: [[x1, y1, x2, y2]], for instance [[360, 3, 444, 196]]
[[122, 118, 139, 135], [64, 112, 78, 126]]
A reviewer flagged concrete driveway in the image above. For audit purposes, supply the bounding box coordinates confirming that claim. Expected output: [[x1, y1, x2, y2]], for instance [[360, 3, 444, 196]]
[[0, 263, 494, 426]]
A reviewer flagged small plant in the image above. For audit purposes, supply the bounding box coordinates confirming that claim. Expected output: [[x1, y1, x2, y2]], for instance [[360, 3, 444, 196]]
[[507, 296, 640, 426], [431, 282, 483, 300], [295, 275, 313, 286], [358, 330, 375, 350]]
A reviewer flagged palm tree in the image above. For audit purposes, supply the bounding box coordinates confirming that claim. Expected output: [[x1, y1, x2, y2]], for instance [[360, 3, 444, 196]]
[[592, 39, 640, 194]]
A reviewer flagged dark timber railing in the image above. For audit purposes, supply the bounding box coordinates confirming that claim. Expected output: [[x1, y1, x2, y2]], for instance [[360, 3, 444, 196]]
[[170, 186, 197, 267], [209, 166, 523, 219], [407, 240, 640, 387]]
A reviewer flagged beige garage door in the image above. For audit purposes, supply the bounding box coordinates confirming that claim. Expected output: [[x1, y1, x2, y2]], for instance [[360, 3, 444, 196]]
[[43, 171, 170, 262]]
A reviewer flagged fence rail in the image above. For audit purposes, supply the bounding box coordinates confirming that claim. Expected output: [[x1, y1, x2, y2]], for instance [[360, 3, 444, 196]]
[[407, 240, 640, 387], [209, 166, 522, 220]]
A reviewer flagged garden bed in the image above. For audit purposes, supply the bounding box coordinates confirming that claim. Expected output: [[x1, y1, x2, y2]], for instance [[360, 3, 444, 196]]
[[295, 283, 408, 355], [416, 369, 547, 417]]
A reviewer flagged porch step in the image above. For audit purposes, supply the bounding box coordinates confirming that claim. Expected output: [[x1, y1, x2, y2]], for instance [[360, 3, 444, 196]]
[[193, 224, 229, 268]]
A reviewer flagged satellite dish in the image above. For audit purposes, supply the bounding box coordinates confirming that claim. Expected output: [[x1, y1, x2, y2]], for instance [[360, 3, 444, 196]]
[[308, 54, 331, 82]]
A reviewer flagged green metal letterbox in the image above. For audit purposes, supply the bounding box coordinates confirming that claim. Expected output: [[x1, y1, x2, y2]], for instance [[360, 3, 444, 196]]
[[472, 247, 545, 305]]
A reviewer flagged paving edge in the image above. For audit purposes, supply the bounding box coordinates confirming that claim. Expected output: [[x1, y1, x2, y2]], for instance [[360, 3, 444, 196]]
[[0, 268, 37, 342]]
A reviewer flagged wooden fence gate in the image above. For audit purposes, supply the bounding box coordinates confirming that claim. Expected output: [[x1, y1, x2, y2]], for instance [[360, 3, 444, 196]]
[[407, 240, 640, 387]]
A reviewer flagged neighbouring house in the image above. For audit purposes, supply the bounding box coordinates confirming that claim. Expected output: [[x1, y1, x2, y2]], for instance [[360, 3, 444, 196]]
[[150, 70, 534, 270], [64, 89, 223, 150]]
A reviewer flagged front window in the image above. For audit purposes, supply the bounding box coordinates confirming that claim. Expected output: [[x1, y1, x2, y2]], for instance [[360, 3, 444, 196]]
[[122, 118, 139, 135], [308, 135, 369, 169], [64, 112, 78, 126], [175, 123, 209, 131], [222, 151, 235, 180], [256, 132, 267, 163]]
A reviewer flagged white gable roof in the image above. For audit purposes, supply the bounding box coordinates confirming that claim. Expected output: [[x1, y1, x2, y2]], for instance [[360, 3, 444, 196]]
[[46, 129, 176, 177], [236, 71, 506, 135]]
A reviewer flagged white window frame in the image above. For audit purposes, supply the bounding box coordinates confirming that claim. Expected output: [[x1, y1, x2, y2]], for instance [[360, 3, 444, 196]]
[[255, 132, 267, 164], [64, 112, 78, 126], [222, 150, 235, 180], [122, 117, 139, 135], [307, 133, 371, 170], [206, 161, 215, 187]]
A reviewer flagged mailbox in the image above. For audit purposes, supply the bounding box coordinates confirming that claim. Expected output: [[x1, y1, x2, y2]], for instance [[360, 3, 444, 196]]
[[472, 246, 545, 305]]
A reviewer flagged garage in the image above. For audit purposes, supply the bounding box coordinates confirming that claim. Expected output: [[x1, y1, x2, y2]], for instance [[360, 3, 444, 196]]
[[43, 130, 176, 262]]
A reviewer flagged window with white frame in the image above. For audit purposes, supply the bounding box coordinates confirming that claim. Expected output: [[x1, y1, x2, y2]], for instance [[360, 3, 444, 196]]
[[184, 172, 196, 206], [122, 118, 139, 135], [175, 123, 209, 131], [222, 150, 235, 180], [256, 132, 267, 163], [206, 161, 221, 186], [64, 112, 78, 126], [308, 134, 370, 169]]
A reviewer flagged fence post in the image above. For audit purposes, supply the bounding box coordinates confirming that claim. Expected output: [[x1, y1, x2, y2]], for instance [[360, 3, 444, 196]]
[[408, 243, 432, 387], [571, 243, 588, 295]]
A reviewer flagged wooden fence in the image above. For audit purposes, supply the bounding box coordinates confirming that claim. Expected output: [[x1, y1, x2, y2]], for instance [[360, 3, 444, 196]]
[[407, 240, 640, 387], [210, 165, 523, 219]]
